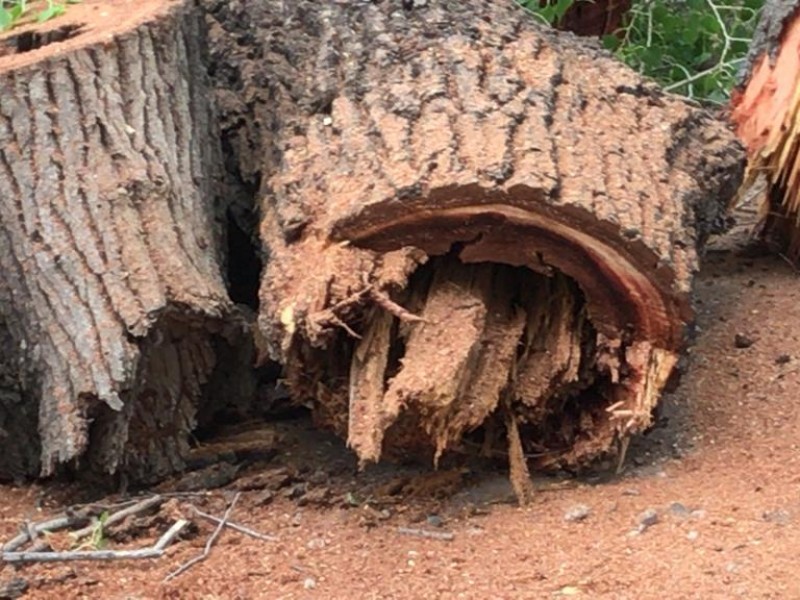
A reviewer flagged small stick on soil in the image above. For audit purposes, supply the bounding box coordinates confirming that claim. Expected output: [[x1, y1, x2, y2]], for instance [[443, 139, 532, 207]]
[[397, 527, 455, 541], [153, 519, 191, 551], [0, 577, 28, 599], [164, 492, 241, 582], [71, 495, 164, 541], [191, 507, 277, 541], [3, 513, 90, 552], [369, 289, 426, 323], [616, 436, 631, 475], [1, 519, 188, 563]]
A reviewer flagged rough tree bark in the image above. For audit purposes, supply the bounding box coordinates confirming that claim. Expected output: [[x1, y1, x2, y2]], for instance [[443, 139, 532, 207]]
[[0, 0, 743, 486], [0, 0, 257, 483], [731, 1, 800, 259], [206, 0, 743, 481]]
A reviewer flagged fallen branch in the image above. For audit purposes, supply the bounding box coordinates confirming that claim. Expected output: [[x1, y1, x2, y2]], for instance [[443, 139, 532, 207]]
[[2, 495, 165, 556], [2, 513, 91, 552], [397, 527, 455, 542], [191, 507, 277, 542], [70, 495, 164, 541], [164, 492, 241, 582], [1, 519, 188, 564]]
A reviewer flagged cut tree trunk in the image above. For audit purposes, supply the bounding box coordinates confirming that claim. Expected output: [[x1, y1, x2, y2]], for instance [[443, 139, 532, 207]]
[[0, 0, 258, 483], [731, 1, 800, 259], [0, 0, 743, 487], [205, 0, 744, 479]]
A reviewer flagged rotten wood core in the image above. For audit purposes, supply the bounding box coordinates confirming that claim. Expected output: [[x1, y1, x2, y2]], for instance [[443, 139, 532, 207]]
[[285, 246, 674, 475], [215, 0, 743, 477]]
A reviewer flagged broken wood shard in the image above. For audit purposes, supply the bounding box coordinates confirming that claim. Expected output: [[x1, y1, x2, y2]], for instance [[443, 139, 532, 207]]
[[731, 0, 800, 260]]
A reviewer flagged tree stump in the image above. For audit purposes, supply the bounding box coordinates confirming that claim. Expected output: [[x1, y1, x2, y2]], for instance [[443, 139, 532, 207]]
[[0, 0, 743, 486], [206, 0, 744, 480], [731, 0, 800, 259], [0, 0, 257, 482]]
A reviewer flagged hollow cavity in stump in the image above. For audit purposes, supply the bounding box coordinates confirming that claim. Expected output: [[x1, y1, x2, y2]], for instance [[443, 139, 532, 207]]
[[296, 251, 641, 480]]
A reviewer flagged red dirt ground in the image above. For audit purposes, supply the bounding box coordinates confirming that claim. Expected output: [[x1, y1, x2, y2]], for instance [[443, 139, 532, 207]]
[[2, 223, 800, 599]]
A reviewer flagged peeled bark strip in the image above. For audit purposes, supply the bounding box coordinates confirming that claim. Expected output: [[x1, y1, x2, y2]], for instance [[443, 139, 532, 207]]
[[0, 0, 244, 481], [202, 0, 743, 475], [731, 1, 800, 260]]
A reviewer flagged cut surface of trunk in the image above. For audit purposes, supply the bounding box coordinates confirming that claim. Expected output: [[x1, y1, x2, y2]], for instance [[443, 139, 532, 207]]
[[206, 0, 744, 477]]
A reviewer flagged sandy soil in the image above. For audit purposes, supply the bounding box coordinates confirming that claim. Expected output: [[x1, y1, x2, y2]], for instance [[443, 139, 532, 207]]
[[1, 227, 799, 599]]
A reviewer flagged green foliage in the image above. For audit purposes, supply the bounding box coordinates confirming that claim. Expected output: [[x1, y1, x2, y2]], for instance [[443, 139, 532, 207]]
[[0, 0, 78, 33], [72, 510, 110, 551], [519, 0, 766, 104]]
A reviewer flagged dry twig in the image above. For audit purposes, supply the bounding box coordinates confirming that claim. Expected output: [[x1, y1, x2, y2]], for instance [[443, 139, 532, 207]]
[[191, 507, 277, 542], [2, 515, 86, 553], [71, 495, 164, 541], [1, 520, 188, 564], [397, 527, 455, 541], [164, 493, 241, 582], [369, 289, 426, 323]]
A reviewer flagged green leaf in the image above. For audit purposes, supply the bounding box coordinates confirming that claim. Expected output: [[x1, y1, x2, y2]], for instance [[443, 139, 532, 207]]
[[0, 7, 12, 31], [553, 0, 574, 21], [601, 34, 620, 51], [9, 2, 24, 21], [37, 2, 65, 23]]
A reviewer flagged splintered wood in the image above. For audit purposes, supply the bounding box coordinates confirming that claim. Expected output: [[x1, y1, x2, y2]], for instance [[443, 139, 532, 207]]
[[346, 255, 600, 496], [732, 1, 800, 259]]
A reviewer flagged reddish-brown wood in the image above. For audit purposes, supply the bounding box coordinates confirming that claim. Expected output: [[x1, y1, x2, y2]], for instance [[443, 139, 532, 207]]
[[731, 0, 800, 259]]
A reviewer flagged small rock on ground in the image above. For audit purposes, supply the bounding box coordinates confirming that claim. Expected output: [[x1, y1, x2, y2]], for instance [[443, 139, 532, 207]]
[[637, 508, 659, 532], [564, 504, 591, 523], [669, 502, 690, 517]]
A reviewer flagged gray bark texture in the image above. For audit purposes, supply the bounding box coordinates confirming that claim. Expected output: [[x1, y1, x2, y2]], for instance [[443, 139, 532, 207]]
[[738, 0, 800, 84], [0, 1, 256, 482]]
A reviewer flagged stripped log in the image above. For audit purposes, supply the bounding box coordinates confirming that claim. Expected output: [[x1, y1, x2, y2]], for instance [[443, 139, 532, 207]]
[[731, 1, 800, 259], [206, 0, 744, 477]]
